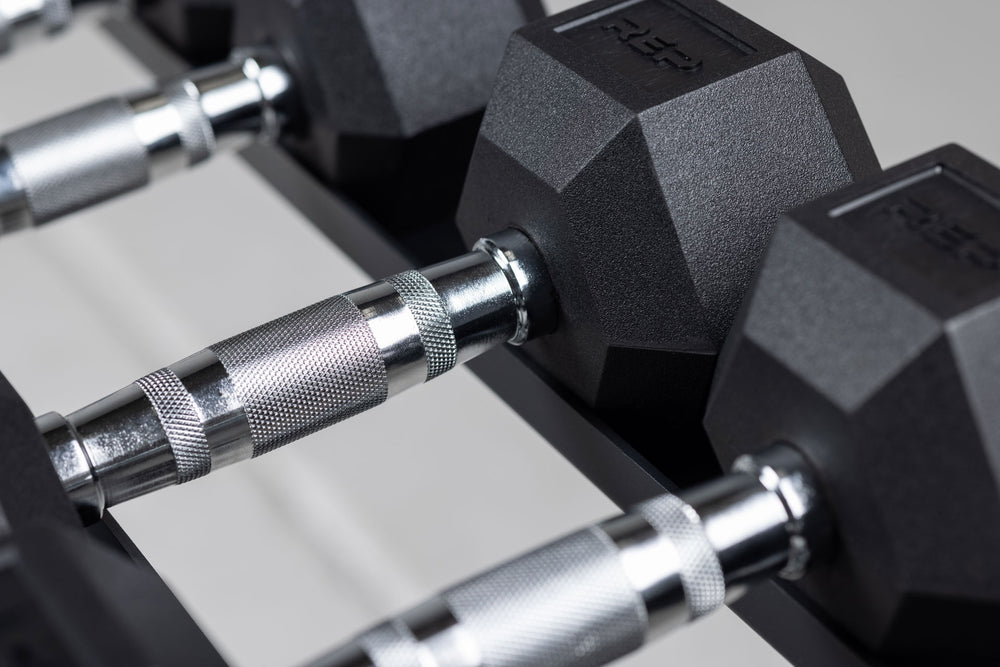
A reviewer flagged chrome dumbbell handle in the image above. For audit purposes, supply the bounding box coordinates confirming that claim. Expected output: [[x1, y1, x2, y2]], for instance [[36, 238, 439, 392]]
[[0, 0, 71, 54], [0, 49, 292, 232], [310, 446, 825, 667], [39, 229, 555, 521]]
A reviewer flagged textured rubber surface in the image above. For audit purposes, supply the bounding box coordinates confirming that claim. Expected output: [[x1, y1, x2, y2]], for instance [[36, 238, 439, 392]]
[[357, 621, 420, 667], [4, 98, 149, 223], [637, 494, 724, 618], [233, 0, 543, 231], [384, 270, 456, 381], [455, 0, 880, 487], [135, 368, 212, 484], [210, 295, 388, 457], [443, 526, 646, 666], [706, 145, 1000, 660], [163, 79, 215, 165]]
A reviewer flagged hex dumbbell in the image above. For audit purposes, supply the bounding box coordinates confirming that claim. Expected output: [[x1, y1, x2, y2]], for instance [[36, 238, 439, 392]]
[[307, 144, 1000, 666], [0, 0, 233, 63], [134, 0, 241, 65], [0, 0, 542, 240], [33, 0, 874, 519]]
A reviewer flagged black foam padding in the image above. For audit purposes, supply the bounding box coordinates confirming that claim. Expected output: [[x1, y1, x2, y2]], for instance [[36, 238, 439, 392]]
[[134, 0, 237, 65], [0, 371, 78, 534], [232, 0, 541, 238], [706, 145, 1000, 663], [456, 0, 878, 484]]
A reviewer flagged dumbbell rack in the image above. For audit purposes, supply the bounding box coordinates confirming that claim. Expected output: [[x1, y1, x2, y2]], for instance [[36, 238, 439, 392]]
[[87, 14, 879, 667]]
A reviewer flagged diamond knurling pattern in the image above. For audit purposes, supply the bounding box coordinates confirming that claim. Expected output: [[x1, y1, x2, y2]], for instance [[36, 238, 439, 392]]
[[384, 270, 456, 381], [210, 295, 388, 457], [442, 527, 646, 666], [163, 79, 215, 165], [356, 620, 422, 667], [5, 98, 150, 223], [637, 494, 725, 618], [134, 367, 212, 484]]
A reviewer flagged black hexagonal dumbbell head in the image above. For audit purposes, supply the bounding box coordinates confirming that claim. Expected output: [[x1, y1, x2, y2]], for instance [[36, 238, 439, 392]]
[[135, 0, 239, 65], [706, 144, 1000, 662], [233, 0, 544, 242], [456, 0, 878, 484]]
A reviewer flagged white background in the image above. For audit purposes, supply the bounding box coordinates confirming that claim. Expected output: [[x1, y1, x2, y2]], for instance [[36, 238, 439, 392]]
[[0, 1, 996, 665]]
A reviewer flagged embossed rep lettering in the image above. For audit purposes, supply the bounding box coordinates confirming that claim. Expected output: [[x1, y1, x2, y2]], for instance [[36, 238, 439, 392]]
[[881, 197, 1000, 271], [602, 14, 703, 72]]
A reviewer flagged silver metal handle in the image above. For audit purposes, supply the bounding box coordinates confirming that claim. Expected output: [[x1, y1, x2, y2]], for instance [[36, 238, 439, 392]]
[[0, 50, 293, 230], [0, 0, 72, 54], [38, 229, 554, 520], [309, 446, 824, 667]]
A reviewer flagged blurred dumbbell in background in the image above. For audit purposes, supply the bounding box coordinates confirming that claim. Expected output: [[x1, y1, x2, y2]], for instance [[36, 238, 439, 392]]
[[0, 1, 997, 666], [0, 0, 543, 264], [0, 0, 237, 62]]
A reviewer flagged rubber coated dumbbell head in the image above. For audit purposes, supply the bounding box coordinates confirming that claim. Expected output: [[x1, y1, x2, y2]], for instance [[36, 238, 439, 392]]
[[706, 145, 1000, 662], [456, 0, 878, 481], [135, 0, 239, 65], [233, 0, 544, 233]]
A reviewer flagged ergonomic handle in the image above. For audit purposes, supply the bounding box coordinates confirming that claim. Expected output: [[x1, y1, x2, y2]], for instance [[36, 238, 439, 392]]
[[38, 229, 555, 521], [309, 446, 824, 667], [0, 50, 292, 232]]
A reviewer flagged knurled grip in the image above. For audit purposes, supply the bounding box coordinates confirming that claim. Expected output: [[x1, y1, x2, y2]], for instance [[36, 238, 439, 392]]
[[210, 295, 389, 457], [384, 270, 456, 380], [163, 79, 215, 165], [134, 368, 212, 484], [3, 98, 149, 223], [442, 527, 646, 666], [637, 495, 725, 618]]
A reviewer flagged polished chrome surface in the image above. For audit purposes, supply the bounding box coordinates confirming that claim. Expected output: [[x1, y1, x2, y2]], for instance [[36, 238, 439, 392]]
[[733, 444, 828, 580], [0, 146, 30, 233], [0, 0, 70, 53], [128, 50, 295, 179], [214, 49, 293, 146], [400, 598, 482, 666], [128, 89, 189, 178], [169, 348, 254, 469], [346, 280, 427, 397], [601, 511, 688, 633], [59, 382, 177, 509], [679, 473, 789, 598], [35, 411, 102, 521], [313, 446, 828, 667], [420, 251, 517, 365], [473, 228, 556, 344], [0, 49, 295, 230], [38, 231, 553, 517]]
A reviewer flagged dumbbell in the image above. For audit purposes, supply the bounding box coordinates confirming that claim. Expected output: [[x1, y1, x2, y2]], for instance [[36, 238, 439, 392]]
[[0, 0, 257, 66], [0, 0, 543, 249], [134, 0, 240, 65], [0, 0, 75, 53], [306, 144, 1000, 666], [0, 0, 228, 63], [33, 0, 873, 518]]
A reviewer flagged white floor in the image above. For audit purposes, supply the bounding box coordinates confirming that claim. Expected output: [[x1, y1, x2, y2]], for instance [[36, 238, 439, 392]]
[[0, 1, 995, 665]]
